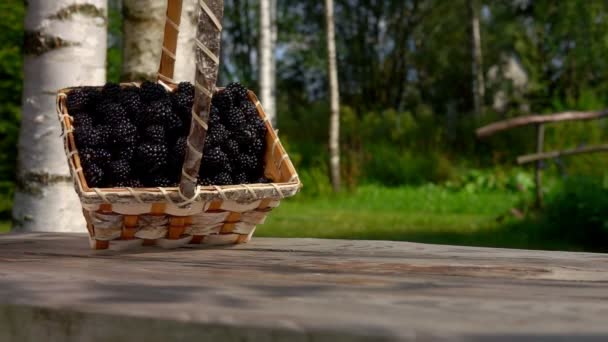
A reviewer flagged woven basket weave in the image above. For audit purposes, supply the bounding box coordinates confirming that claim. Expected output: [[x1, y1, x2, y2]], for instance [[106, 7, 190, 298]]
[[55, 1, 300, 250]]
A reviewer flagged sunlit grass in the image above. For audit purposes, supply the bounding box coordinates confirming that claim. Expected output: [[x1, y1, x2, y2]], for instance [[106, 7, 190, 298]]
[[0, 220, 10, 233], [0, 185, 582, 251], [258, 185, 576, 251]]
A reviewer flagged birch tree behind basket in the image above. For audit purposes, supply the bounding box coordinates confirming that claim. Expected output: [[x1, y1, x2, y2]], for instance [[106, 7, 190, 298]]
[[122, 0, 167, 81], [13, 0, 108, 232], [122, 0, 197, 83]]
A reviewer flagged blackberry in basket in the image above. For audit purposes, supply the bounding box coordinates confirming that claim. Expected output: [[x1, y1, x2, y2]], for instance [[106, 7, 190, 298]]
[[68, 81, 273, 189]]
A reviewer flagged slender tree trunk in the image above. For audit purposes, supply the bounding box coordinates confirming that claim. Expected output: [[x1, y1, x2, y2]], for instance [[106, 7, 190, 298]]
[[174, 0, 198, 83], [469, 0, 485, 118], [13, 1, 107, 232], [122, 0, 166, 81], [259, 0, 276, 125], [270, 0, 277, 121], [325, 0, 341, 192]]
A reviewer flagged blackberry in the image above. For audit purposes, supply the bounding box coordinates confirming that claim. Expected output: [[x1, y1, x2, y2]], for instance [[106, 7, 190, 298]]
[[165, 112, 184, 134], [252, 118, 268, 138], [224, 107, 246, 130], [234, 172, 248, 184], [102, 82, 121, 100], [111, 122, 138, 145], [135, 143, 168, 172], [208, 108, 221, 129], [114, 145, 135, 161], [170, 136, 187, 167], [103, 103, 129, 126], [94, 99, 114, 123], [172, 82, 194, 114], [141, 174, 175, 187], [222, 139, 239, 157], [205, 123, 229, 146], [83, 163, 105, 187], [235, 126, 256, 146], [143, 125, 166, 144], [226, 82, 248, 102], [79, 147, 111, 168], [212, 172, 232, 186], [201, 147, 227, 168], [119, 87, 143, 116], [152, 176, 176, 187], [218, 161, 233, 174], [198, 177, 213, 186], [72, 112, 94, 128], [251, 137, 265, 153], [140, 81, 167, 102], [96, 125, 112, 147], [85, 87, 102, 110], [241, 101, 259, 120], [67, 88, 89, 112], [109, 159, 132, 183], [131, 110, 148, 128], [124, 178, 144, 188], [74, 126, 102, 147], [211, 89, 232, 112], [176, 81, 194, 96], [235, 153, 257, 172], [146, 99, 173, 126]]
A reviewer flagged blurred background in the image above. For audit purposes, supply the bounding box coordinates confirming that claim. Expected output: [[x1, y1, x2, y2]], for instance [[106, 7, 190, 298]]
[[2, 0, 608, 251]]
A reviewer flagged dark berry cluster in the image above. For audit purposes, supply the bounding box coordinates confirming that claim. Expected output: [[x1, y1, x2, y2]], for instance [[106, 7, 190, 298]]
[[198, 82, 270, 185], [69, 81, 192, 187], [69, 81, 269, 188]]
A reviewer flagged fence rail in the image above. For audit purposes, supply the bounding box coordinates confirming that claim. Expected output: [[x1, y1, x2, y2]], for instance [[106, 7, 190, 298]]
[[476, 109, 608, 206], [476, 109, 608, 138]]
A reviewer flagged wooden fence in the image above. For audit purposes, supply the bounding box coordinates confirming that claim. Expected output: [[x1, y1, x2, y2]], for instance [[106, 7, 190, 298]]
[[476, 109, 608, 206]]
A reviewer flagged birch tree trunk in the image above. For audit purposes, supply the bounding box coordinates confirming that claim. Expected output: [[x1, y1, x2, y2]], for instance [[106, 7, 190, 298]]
[[173, 0, 198, 83], [259, 0, 276, 125], [13, 1, 107, 232], [270, 0, 277, 121], [469, 0, 485, 118], [122, 0, 166, 81], [325, 0, 341, 192]]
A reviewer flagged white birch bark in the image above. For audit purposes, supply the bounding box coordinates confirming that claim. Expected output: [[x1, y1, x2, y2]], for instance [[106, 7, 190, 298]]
[[469, 0, 485, 118], [325, 0, 341, 192], [122, 0, 166, 81], [173, 0, 198, 83], [270, 0, 277, 122], [259, 0, 276, 125], [13, 0, 108, 232]]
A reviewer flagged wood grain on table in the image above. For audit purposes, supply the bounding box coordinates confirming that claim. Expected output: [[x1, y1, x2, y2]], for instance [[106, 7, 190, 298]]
[[0, 233, 607, 341]]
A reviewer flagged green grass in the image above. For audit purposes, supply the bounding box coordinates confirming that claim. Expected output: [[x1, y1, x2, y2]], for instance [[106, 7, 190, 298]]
[[0, 185, 584, 251], [0, 220, 9, 233], [258, 185, 579, 251]]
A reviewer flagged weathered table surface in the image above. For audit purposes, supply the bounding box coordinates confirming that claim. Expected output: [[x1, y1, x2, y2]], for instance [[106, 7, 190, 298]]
[[1, 233, 607, 341]]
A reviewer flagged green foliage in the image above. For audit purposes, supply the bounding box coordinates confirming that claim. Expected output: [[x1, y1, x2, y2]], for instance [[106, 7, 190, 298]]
[[107, 2, 123, 83], [541, 176, 608, 249], [0, 0, 24, 219], [445, 168, 535, 194]]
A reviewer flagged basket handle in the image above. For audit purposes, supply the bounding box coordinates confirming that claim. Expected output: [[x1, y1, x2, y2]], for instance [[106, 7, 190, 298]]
[[157, 0, 183, 84], [158, 0, 224, 200]]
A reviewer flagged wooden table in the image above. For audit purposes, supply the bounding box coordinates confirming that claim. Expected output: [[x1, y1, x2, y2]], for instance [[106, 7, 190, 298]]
[[1, 233, 607, 341]]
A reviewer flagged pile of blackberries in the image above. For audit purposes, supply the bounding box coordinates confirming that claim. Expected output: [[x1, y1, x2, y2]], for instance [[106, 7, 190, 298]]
[[198, 83, 269, 185], [68, 81, 268, 188]]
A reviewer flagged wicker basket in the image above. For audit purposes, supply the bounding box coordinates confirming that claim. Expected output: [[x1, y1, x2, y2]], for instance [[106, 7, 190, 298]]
[[55, 1, 300, 250]]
